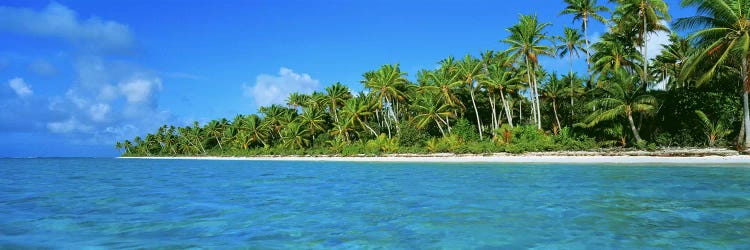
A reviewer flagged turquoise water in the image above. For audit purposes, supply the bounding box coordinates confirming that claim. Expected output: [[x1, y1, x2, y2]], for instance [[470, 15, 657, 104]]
[[1, 159, 749, 249]]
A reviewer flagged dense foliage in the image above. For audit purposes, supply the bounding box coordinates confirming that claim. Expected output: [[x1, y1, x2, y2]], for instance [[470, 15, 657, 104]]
[[117, 0, 750, 156]]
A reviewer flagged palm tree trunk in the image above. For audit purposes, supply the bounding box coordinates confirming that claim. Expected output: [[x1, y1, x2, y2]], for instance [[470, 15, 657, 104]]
[[469, 86, 483, 140], [742, 57, 750, 149], [627, 111, 644, 142], [489, 92, 498, 135], [583, 15, 591, 74], [500, 91, 513, 127], [743, 89, 750, 148], [641, 6, 649, 83], [569, 52, 575, 118], [531, 68, 542, 130], [434, 117, 446, 137], [552, 99, 561, 133]]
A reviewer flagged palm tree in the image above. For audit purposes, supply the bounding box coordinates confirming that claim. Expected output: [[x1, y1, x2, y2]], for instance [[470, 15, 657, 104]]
[[123, 140, 132, 154], [556, 27, 587, 110], [281, 121, 310, 149], [340, 97, 378, 140], [612, 0, 671, 83], [504, 14, 554, 129], [411, 93, 453, 137], [456, 54, 486, 140], [651, 33, 693, 89], [694, 110, 732, 147], [676, 0, 750, 148], [481, 61, 519, 129], [560, 0, 609, 74], [591, 32, 643, 78], [286, 92, 309, 110], [540, 73, 567, 133], [325, 82, 352, 123], [206, 119, 228, 150], [581, 69, 657, 142], [115, 141, 123, 154], [298, 107, 327, 140], [362, 64, 407, 138]]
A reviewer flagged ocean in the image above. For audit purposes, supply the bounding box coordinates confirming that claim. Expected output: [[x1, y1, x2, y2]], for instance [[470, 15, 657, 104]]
[[1, 158, 749, 248]]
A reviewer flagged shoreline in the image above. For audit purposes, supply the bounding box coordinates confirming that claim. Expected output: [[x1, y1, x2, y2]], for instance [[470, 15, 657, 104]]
[[119, 152, 750, 164]]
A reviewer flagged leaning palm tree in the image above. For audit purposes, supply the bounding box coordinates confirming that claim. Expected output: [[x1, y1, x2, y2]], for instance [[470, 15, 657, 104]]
[[612, 0, 671, 83], [560, 0, 609, 73], [581, 69, 657, 143], [503, 14, 554, 130], [557, 27, 587, 110], [481, 62, 519, 129], [675, 0, 750, 148]]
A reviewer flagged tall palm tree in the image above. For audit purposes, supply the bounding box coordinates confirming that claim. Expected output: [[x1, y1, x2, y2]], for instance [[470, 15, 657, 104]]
[[481, 61, 519, 129], [123, 140, 132, 155], [612, 0, 671, 83], [504, 14, 554, 129], [362, 64, 407, 138], [325, 82, 352, 123], [456, 54, 486, 140], [676, 0, 750, 148], [560, 0, 609, 74], [582, 69, 657, 142], [557, 27, 587, 110]]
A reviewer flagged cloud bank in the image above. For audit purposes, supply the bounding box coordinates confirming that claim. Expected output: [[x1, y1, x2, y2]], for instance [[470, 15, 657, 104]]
[[244, 67, 320, 107]]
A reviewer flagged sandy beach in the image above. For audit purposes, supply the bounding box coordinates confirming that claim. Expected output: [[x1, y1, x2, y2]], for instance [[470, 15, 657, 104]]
[[121, 153, 750, 165]]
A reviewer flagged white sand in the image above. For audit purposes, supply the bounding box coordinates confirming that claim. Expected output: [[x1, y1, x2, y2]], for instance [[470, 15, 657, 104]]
[[120, 155, 750, 165]]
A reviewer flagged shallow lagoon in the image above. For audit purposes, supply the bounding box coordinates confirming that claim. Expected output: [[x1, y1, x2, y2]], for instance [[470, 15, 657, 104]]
[[1, 158, 749, 248]]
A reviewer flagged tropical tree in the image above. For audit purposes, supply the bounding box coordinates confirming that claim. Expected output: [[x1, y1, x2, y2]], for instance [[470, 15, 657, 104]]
[[652, 33, 693, 89], [591, 32, 643, 78], [281, 122, 310, 149], [560, 0, 609, 73], [325, 82, 352, 123], [581, 69, 657, 142], [540, 73, 566, 132], [411, 93, 453, 137], [362, 64, 407, 138], [481, 61, 519, 129], [504, 14, 554, 130], [557, 27, 587, 110], [676, 0, 750, 148], [612, 0, 671, 83], [694, 110, 732, 147], [298, 107, 327, 140], [339, 97, 378, 141], [456, 54, 486, 140], [286, 92, 309, 110]]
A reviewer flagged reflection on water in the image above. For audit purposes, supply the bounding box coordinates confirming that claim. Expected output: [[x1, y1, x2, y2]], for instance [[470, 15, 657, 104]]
[[0, 159, 749, 248]]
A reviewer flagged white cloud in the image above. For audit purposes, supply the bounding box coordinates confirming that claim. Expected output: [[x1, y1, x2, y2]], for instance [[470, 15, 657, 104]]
[[118, 77, 162, 104], [47, 118, 92, 134], [8, 77, 32, 97], [0, 2, 133, 51], [244, 67, 320, 107]]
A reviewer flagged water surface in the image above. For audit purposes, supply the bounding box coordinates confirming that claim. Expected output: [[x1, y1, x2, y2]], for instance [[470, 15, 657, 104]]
[[1, 158, 749, 248]]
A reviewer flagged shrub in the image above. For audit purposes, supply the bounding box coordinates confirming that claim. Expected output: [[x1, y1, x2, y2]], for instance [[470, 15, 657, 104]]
[[398, 126, 429, 147]]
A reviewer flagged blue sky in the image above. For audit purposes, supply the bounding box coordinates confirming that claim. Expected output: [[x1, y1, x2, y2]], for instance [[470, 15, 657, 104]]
[[0, 0, 691, 157]]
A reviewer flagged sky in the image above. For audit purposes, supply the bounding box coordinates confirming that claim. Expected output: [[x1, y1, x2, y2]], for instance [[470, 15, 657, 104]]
[[0, 0, 694, 157]]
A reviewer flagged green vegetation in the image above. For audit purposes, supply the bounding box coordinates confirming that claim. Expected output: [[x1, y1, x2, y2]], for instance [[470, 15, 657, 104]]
[[116, 0, 750, 156]]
